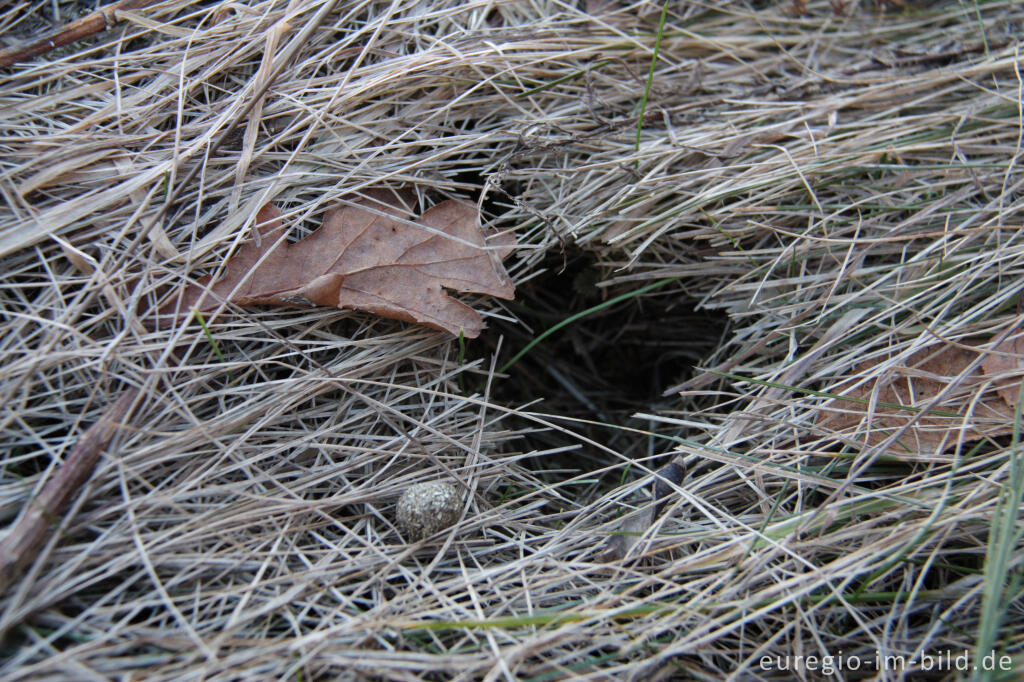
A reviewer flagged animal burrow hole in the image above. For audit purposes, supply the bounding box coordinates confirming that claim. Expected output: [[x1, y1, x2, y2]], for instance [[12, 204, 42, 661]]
[[471, 246, 730, 493]]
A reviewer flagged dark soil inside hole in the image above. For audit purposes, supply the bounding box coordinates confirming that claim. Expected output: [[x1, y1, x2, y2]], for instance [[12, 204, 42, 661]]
[[473, 248, 729, 488]]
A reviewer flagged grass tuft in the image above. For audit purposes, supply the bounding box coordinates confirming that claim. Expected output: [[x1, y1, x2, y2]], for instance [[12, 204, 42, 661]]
[[2, 0, 1024, 678]]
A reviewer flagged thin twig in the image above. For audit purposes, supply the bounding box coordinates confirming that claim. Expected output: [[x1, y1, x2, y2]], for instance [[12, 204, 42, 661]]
[[0, 388, 139, 596], [0, 0, 154, 69]]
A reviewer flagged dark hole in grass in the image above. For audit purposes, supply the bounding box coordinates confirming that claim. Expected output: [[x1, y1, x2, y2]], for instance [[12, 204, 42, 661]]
[[472, 246, 729, 490]]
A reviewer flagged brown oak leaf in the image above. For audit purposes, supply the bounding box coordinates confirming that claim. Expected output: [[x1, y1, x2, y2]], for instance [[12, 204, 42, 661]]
[[817, 331, 1024, 457], [159, 188, 515, 337], [981, 330, 1024, 408]]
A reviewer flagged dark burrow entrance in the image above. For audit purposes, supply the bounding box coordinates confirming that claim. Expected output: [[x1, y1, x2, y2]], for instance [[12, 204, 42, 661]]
[[472, 247, 730, 491]]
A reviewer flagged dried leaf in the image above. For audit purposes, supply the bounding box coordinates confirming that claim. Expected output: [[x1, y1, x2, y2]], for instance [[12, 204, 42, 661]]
[[981, 331, 1024, 408], [817, 335, 1024, 457], [598, 459, 685, 562], [160, 189, 515, 337]]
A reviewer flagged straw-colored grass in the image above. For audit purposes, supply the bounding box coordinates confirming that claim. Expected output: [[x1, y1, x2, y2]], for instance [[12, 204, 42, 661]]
[[3, 0, 1024, 678]]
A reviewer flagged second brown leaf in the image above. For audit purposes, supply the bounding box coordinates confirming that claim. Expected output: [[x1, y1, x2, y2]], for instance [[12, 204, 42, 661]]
[[817, 332, 1024, 457]]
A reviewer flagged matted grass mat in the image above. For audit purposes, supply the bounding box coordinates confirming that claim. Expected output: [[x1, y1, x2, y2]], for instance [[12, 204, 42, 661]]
[[2, 0, 1023, 678]]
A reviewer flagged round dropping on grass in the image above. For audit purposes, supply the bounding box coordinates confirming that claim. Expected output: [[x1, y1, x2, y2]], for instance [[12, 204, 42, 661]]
[[396, 481, 462, 541]]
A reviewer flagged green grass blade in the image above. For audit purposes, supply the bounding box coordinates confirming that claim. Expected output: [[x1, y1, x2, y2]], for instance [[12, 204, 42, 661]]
[[634, 1, 669, 159], [193, 308, 225, 364], [975, 382, 1024, 680]]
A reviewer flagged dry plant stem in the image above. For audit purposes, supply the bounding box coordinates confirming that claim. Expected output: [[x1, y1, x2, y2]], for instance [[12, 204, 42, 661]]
[[0, 388, 139, 596], [0, 0, 155, 69]]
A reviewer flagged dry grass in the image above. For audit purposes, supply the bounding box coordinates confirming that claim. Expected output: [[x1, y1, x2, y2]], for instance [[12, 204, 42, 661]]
[[2, 0, 1024, 678]]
